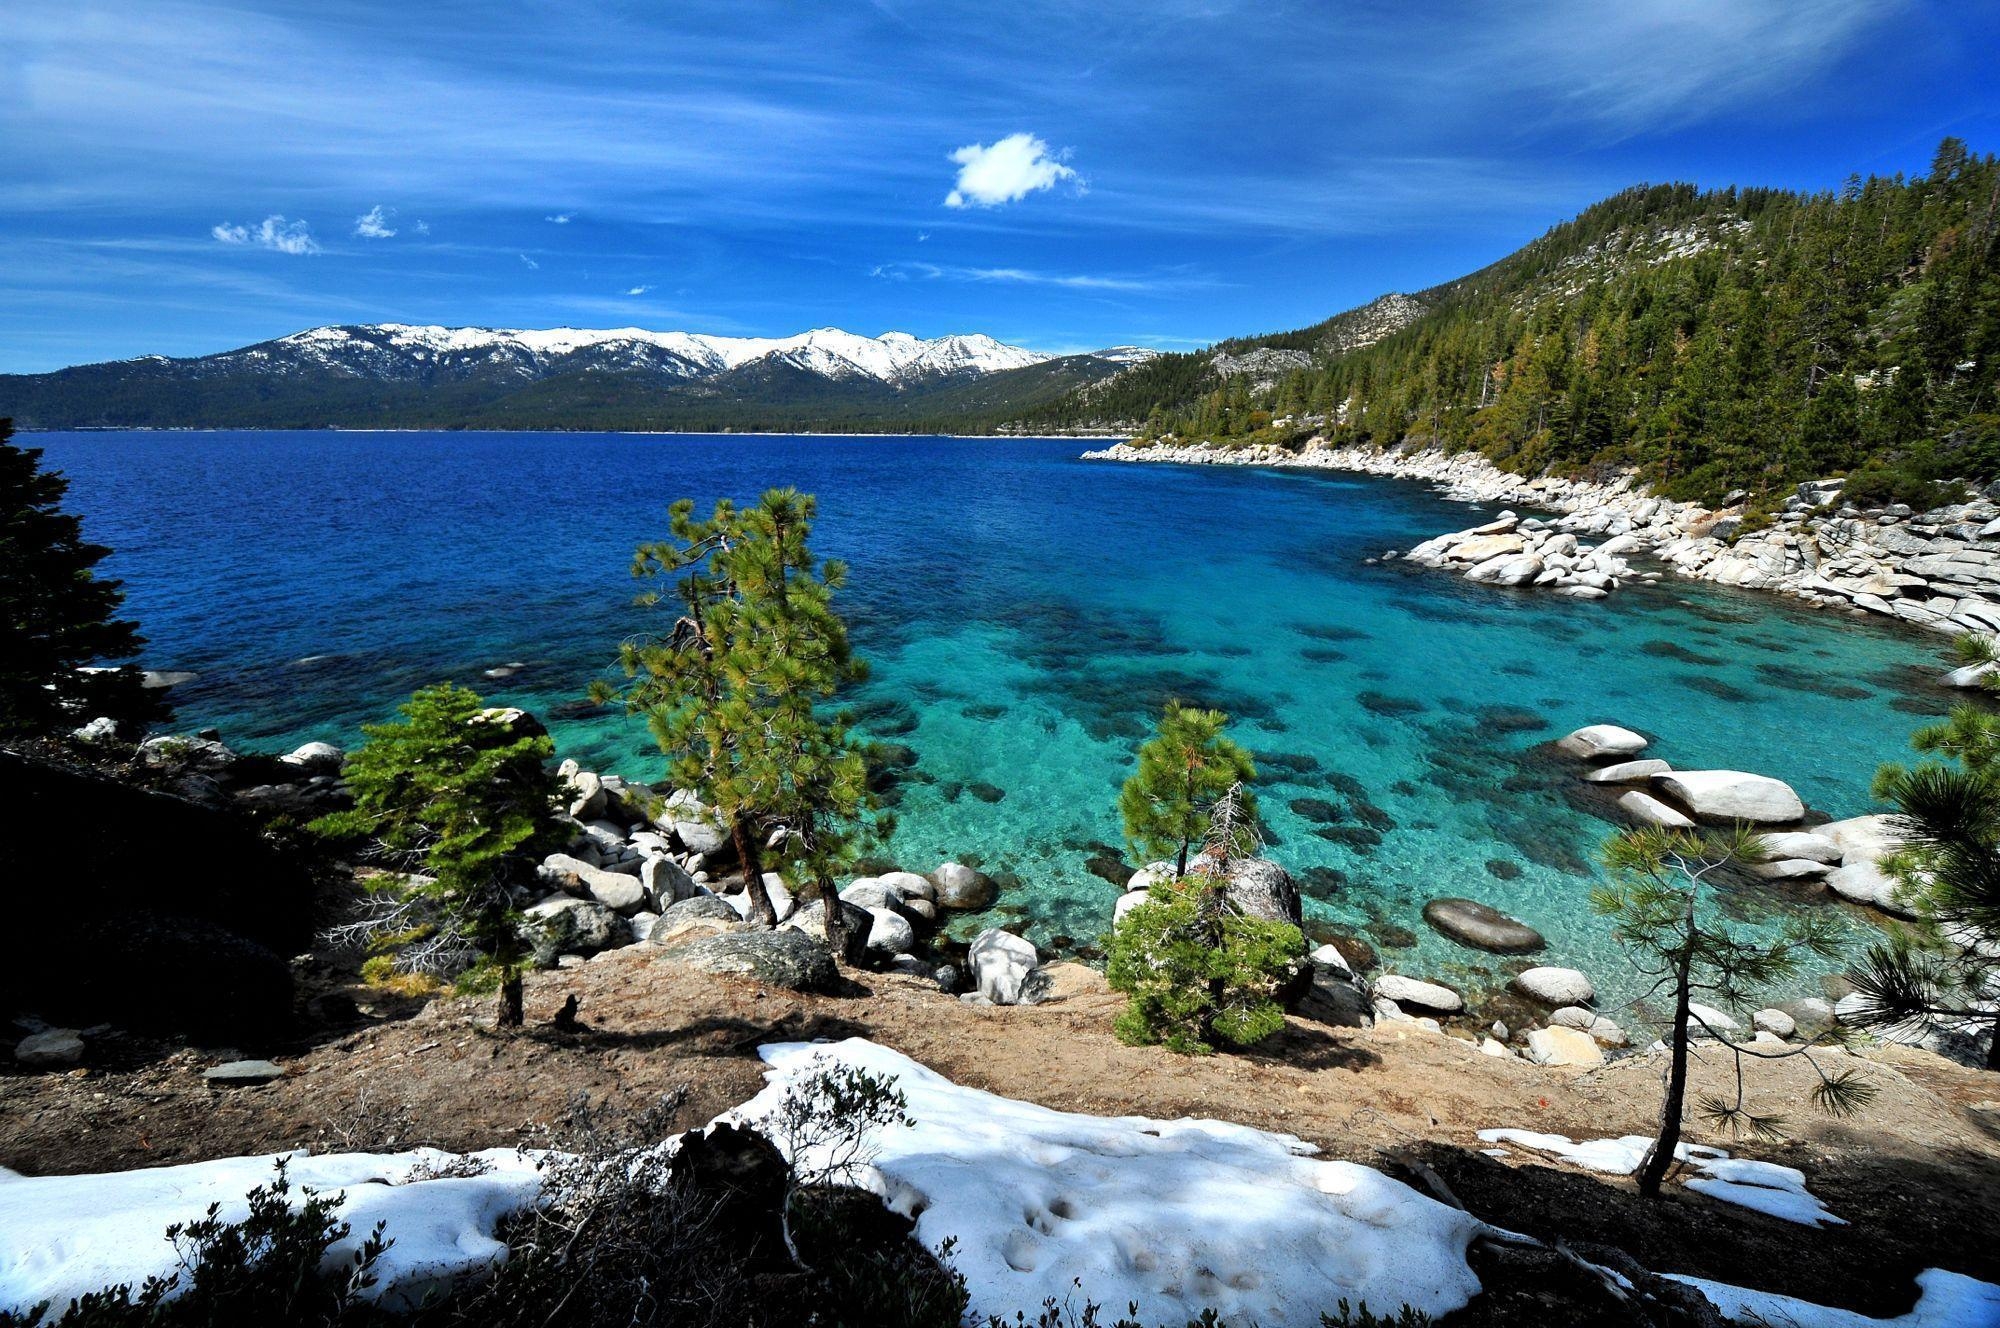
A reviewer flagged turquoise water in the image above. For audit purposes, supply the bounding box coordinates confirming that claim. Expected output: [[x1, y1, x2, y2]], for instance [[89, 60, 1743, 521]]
[[34, 431, 1962, 1016]]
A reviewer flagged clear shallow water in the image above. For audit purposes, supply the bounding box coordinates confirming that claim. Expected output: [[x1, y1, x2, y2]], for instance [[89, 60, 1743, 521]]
[[35, 430, 1963, 1017]]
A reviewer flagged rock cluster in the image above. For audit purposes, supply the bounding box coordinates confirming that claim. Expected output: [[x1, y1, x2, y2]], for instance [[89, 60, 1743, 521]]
[[1085, 440, 2000, 635], [1552, 724, 1916, 918], [1400, 511, 1640, 601]]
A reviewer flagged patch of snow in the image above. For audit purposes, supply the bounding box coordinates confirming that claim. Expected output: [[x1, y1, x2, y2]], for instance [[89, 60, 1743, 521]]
[[1478, 1131, 1841, 1226], [725, 1039, 1490, 1326], [0, 1148, 541, 1317], [1666, 1267, 2000, 1328]]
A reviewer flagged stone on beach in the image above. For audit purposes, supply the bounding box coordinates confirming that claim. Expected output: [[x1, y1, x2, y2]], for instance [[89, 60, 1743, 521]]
[[1511, 967, 1594, 1006], [1557, 725, 1648, 760], [1422, 898, 1545, 954], [1525, 1026, 1604, 1067], [1372, 974, 1463, 1013], [969, 928, 1041, 1005], [13, 1030, 85, 1068], [1652, 770, 1805, 825]]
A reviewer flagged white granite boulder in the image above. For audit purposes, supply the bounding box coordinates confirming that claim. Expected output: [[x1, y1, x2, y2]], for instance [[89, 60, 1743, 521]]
[[1373, 974, 1463, 1014], [1653, 770, 1805, 825], [1558, 725, 1648, 759], [1511, 967, 1595, 1006]]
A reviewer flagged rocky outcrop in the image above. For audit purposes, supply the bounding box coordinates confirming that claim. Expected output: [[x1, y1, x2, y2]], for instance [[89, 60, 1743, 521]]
[[1084, 440, 2000, 635], [1651, 770, 1806, 825], [670, 929, 839, 992], [1402, 512, 1633, 599]]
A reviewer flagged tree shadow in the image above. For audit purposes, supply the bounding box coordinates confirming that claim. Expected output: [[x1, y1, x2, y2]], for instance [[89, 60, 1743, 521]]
[[1238, 1024, 1382, 1073], [524, 1010, 877, 1057]]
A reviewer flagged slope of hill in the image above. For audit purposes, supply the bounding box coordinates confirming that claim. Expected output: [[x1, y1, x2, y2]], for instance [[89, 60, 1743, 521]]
[[1035, 139, 2000, 505], [0, 325, 1134, 433]]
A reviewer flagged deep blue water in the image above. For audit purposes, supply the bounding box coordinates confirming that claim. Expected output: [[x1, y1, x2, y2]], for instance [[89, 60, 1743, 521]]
[[34, 430, 1964, 1015]]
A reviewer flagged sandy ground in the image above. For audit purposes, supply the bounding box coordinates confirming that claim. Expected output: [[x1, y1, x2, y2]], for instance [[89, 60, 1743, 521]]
[[5, 950, 1999, 1321]]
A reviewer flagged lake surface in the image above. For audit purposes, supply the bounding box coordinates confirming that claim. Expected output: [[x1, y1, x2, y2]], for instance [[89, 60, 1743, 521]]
[[34, 430, 1962, 1016]]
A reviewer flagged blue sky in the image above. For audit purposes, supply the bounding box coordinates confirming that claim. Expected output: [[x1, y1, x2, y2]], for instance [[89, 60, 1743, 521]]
[[3, 1, 1998, 373]]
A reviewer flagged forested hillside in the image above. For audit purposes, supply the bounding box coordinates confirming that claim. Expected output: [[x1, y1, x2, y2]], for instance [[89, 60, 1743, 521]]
[[1042, 140, 2000, 505]]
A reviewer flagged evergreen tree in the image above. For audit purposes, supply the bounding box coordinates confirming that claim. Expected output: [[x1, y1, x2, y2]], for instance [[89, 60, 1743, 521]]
[[1118, 701, 1258, 876], [595, 489, 874, 937], [0, 418, 165, 737], [310, 684, 565, 1027], [1595, 827, 1874, 1197], [1844, 645, 2000, 1068], [1106, 784, 1304, 1054]]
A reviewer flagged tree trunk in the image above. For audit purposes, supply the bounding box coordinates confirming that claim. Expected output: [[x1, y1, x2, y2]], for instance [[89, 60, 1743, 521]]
[[498, 971, 524, 1028], [819, 876, 849, 960], [734, 817, 777, 926], [1175, 840, 1189, 877], [1639, 946, 1696, 1198]]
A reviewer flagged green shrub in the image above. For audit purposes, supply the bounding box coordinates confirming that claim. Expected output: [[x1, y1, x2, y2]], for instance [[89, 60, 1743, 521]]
[[1106, 870, 1304, 1055]]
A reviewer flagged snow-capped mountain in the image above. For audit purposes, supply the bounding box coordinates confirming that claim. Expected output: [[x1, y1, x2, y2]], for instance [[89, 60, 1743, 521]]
[[2, 324, 1146, 431], [226, 324, 1055, 387]]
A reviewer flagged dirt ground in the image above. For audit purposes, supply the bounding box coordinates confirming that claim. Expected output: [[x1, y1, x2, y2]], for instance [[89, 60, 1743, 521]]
[[6, 950, 1999, 1322]]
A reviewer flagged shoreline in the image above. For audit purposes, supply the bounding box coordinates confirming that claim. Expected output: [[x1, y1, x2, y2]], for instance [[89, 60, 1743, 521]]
[[1083, 438, 2000, 640]]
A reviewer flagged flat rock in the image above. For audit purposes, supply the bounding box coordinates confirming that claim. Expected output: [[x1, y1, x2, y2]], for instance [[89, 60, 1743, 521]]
[[203, 1059, 284, 1085], [1617, 790, 1694, 829], [1753, 1008, 1797, 1038], [1653, 770, 1805, 825], [1751, 831, 1844, 865], [1558, 724, 1648, 759], [1749, 857, 1833, 881], [1688, 1002, 1739, 1033], [14, 1030, 85, 1068], [672, 928, 837, 992], [1422, 898, 1545, 954], [1373, 974, 1462, 1013], [1583, 758, 1671, 784], [1512, 967, 1594, 1006]]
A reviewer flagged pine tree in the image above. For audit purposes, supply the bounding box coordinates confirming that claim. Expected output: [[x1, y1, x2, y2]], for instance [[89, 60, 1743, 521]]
[[596, 490, 874, 936], [1595, 827, 1875, 1197], [310, 684, 564, 1027], [1118, 701, 1258, 876], [0, 418, 166, 737]]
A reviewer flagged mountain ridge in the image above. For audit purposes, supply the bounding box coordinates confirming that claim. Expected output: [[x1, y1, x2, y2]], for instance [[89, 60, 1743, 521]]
[[0, 324, 1155, 433]]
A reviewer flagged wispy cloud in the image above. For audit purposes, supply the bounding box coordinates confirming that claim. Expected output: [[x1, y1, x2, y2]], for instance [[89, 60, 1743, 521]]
[[353, 204, 396, 238], [210, 214, 319, 254], [944, 133, 1079, 208], [518, 253, 538, 269], [870, 260, 1211, 293], [624, 284, 650, 295], [545, 213, 573, 224]]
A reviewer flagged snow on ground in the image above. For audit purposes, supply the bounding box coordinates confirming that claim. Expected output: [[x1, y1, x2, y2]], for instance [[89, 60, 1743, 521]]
[[1477, 1129, 1843, 1226], [0, 1148, 542, 1317], [1667, 1268, 2000, 1328], [725, 1039, 1492, 1327]]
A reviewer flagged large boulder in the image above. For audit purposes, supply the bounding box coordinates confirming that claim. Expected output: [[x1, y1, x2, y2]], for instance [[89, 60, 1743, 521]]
[[672, 929, 838, 992], [1526, 1025, 1604, 1067], [1826, 861, 1918, 917], [1616, 790, 1694, 829], [641, 855, 699, 905], [524, 896, 630, 963], [281, 741, 344, 773], [14, 1030, 85, 1068], [930, 862, 997, 911], [659, 792, 729, 857], [1582, 759, 1671, 785], [862, 907, 916, 957], [1422, 898, 1545, 954], [1465, 552, 1543, 586], [969, 928, 1040, 1005], [1548, 1006, 1627, 1046], [1186, 855, 1302, 928], [877, 871, 937, 903], [1511, 967, 1595, 1006], [1557, 725, 1648, 760], [1652, 770, 1805, 825], [781, 898, 874, 965], [1294, 968, 1371, 1028], [538, 853, 648, 914], [1373, 974, 1462, 1014]]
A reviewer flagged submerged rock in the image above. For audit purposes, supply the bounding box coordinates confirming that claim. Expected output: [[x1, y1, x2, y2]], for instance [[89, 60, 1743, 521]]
[[932, 862, 997, 910], [1423, 898, 1545, 954]]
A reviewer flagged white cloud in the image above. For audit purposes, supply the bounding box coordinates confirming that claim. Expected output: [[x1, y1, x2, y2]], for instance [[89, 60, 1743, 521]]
[[545, 212, 573, 224], [209, 214, 320, 254], [870, 259, 1206, 293], [353, 203, 396, 238], [624, 284, 650, 295], [413, 219, 430, 235], [944, 132, 1077, 209], [519, 253, 539, 269]]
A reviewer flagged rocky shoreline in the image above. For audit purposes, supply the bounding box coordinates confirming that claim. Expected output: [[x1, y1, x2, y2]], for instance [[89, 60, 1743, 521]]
[[1083, 439, 2000, 638]]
